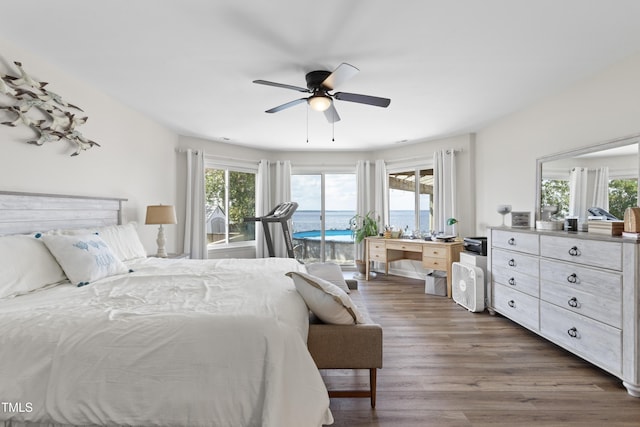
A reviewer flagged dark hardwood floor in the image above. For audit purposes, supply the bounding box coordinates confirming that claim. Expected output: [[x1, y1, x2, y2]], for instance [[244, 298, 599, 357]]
[[322, 274, 640, 426]]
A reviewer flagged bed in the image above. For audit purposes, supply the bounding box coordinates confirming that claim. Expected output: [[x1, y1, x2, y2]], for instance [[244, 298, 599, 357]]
[[0, 191, 334, 427]]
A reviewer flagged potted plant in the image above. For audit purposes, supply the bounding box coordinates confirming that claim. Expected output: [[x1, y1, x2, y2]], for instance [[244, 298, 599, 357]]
[[349, 211, 380, 276]]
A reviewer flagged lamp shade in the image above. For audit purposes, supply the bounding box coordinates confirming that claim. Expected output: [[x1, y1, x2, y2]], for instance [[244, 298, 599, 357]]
[[145, 205, 177, 225]]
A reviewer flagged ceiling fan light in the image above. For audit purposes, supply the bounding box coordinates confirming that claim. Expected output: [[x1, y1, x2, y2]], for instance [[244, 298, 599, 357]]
[[308, 95, 332, 112]]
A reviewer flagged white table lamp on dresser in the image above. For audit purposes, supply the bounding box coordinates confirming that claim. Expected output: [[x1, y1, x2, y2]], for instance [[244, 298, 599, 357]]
[[145, 204, 177, 258]]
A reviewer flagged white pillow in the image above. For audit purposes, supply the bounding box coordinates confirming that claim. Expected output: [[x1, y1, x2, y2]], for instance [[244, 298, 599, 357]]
[[93, 223, 147, 261], [286, 271, 364, 325], [58, 223, 147, 261], [306, 262, 350, 293], [0, 234, 68, 298], [42, 234, 129, 286]]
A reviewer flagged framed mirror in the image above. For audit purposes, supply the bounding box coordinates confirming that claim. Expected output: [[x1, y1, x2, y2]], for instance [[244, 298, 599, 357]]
[[535, 133, 640, 226]]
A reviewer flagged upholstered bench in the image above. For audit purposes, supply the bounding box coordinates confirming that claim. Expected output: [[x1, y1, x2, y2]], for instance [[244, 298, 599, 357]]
[[306, 279, 383, 408]]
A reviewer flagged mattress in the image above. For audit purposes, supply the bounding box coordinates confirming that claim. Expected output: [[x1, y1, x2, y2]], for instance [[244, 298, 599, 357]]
[[0, 257, 333, 427]]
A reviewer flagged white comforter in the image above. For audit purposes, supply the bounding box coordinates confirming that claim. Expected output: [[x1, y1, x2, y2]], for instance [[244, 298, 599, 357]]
[[0, 257, 333, 427]]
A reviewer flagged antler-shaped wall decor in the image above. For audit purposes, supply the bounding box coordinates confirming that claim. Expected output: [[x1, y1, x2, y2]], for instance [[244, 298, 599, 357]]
[[0, 61, 99, 156]]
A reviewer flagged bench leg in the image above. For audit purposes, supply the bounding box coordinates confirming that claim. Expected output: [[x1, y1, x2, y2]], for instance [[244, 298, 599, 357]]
[[326, 369, 378, 409], [370, 368, 377, 408]]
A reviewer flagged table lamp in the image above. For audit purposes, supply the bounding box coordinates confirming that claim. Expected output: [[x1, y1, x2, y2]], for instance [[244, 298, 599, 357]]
[[145, 204, 177, 257]]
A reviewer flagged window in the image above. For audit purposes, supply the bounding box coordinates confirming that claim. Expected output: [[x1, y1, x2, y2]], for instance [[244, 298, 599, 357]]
[[205, 166, 256, 246], [291, 173, 356, 265], [388, 168, 433, 235]]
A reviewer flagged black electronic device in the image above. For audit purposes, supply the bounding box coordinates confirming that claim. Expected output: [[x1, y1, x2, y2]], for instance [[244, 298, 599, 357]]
[[245, 202, 298, 258], [463, 237, 487, 256], [588, 207, 619, 221]]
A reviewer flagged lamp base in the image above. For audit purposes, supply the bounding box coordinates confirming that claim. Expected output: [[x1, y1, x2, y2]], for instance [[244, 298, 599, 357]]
[[156, 224, 167, 258]]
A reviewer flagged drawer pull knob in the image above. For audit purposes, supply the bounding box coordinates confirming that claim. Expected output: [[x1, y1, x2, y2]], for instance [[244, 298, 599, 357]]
[[508, 300, 515, 308], [508, 237, 516, 245], [508, 277, 516, 286], [567, 273, 578, 283], [568, 246, 580, 256], [508, 259, 516, 267], [568, 297, 579, 308], [567, 327, 578, 338]]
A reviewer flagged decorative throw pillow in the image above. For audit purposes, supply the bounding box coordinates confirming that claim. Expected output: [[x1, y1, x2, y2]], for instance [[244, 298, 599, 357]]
[[306, 262, 351, 293], [0, 234, 68, 298], [286, 271, 364, 325], [59, 223, 147, 261], [42, 234, 129, 286]]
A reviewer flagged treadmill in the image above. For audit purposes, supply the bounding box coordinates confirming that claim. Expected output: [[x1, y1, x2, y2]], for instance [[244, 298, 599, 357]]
[[245, 202, 298, 258]]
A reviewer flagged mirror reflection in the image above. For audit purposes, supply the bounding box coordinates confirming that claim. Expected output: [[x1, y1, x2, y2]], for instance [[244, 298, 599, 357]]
[[538, 138, 639, 229]]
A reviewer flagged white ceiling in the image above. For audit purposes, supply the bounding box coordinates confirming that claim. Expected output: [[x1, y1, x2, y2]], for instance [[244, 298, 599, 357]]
[[2, 0, 640, 152]]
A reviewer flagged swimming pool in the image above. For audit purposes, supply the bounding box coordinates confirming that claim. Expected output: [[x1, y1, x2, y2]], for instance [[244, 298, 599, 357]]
[[293, 229, 354, 242]]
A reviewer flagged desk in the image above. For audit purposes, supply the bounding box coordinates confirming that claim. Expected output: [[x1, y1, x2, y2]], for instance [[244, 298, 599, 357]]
[[365, 237, 463, 297]]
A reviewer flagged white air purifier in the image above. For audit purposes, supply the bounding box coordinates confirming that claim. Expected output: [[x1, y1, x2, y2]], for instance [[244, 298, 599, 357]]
[[452, 261, 485, 312]]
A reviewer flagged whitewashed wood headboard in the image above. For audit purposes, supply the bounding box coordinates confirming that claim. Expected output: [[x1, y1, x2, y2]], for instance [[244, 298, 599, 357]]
[[0, 191, 127, 235]]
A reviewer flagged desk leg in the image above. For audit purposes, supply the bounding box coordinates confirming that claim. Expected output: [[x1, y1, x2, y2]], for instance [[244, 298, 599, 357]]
[[446, 264, 453, 298]]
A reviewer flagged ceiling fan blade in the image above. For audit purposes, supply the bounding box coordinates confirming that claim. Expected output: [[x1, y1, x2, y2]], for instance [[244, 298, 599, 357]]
[[265, 98, 308, 113], [324, 103, 341, 123], [253, 80, 309, 93], [334, 92, 391, 108], [321, 63, 359, 90]]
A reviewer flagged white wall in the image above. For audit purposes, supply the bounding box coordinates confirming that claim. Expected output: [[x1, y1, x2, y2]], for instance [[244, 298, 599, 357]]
[[475, 53, 640, 234], [0, 37, 179, 254]]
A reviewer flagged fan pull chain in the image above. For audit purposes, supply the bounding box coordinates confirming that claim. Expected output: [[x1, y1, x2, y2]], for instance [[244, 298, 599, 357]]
[[332, 111, 335, 142], [306, 104, 309, 143]]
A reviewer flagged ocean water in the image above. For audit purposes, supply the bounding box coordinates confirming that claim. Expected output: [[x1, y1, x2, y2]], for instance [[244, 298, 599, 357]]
[[292, 210, 431, 236]]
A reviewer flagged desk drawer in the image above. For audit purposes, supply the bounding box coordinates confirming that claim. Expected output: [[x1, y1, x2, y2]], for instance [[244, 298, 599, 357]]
[[368, 240, 386, 251], [369, 247, 387, 262], [423, 246, 447, 259], [386, 241, 422, 252], [423, 257, 448, 270]]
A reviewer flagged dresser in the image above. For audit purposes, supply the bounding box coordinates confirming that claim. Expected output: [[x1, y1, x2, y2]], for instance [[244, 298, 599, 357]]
[[365, 237, 463, 297], [488, 227, 640, 397]]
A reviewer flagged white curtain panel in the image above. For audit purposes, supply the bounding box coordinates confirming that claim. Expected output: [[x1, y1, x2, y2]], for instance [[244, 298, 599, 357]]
[[355, 160, 372, 261], [569, 166, 610, 222], [183, 149, 207, 259], [255, 159, 272, 258], [273, 160, 292, 258], [255, 160, 291, 258], [433, 149, 457, 235], [374, 159, 389, 230], [591, 167, 610, 211]]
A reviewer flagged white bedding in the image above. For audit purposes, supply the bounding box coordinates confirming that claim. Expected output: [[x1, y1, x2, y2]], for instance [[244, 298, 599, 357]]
[[0, 257, 333, 427]]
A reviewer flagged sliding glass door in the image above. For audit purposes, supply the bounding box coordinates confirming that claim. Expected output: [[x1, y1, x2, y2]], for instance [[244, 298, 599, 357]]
[[291, 173, 356, 265]]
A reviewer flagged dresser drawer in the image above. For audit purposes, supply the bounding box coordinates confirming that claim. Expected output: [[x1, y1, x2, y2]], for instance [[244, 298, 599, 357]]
[[539, 259, 622, 327], [540, 235, 622, 271], [493, 283, 539, 331], [492, 264, 539, 297], [492, 248, 539, 277], [492, 229, 539, 255], [540, 302, 621, 376], [386, 241, 422, 252]]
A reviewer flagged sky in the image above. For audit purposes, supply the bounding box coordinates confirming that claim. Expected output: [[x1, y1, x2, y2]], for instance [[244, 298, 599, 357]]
[[291, 173, 417, 211]]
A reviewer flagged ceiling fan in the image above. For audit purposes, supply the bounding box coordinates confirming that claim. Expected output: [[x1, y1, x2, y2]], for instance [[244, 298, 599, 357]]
[[253, 63, 390, 123]]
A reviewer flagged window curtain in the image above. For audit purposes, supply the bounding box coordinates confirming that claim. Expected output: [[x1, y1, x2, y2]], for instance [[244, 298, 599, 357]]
[[569, 167, 609, 222], [374, 159, 389, 230], [183, 149, 207, 259], [255, 160, 292, 258], [355, 160, 373, 261], [433, 149, 457, 235]]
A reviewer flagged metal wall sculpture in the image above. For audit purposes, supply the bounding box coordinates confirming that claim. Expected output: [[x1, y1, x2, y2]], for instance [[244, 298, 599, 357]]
[[0, 61, 99, 156]]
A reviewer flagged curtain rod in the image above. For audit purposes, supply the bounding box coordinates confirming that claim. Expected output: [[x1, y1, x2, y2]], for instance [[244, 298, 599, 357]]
[[175, 148, 261, 165], [383, 148, 462, 165]]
